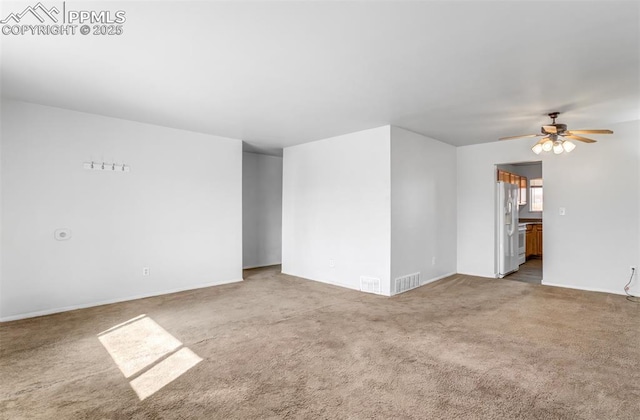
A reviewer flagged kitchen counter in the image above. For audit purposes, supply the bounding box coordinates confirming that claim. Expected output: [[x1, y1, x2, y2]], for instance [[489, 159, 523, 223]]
[[519, 218, 542, 223]]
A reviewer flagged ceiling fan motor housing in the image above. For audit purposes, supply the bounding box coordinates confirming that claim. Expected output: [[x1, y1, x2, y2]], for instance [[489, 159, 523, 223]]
[[543, 123, 567, 135]]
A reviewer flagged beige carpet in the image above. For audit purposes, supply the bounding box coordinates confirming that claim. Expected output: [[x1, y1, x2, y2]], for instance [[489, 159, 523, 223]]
[[1, 266, 639, 419]]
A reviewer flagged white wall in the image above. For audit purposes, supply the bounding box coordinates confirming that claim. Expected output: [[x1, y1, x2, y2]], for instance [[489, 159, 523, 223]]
[[458, 120, 639, 295], [1, 101, 243, 321], [282, 126, 392, 295], [638, 127, 640, 296], [242, 152, 283, 269], [0, 101, 3, 318], [390, 127, 457, 294]]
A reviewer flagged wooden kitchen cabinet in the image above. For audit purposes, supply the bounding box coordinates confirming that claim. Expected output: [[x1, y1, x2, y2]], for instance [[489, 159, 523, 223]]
[[497, 170, 527, 206], [526, 225, 535, 258], [525, 224, 543, 258], [536, 225, 543, 256]]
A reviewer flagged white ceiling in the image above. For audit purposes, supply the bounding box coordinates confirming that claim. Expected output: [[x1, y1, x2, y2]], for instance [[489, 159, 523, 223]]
[[2, 1, 638, 154]]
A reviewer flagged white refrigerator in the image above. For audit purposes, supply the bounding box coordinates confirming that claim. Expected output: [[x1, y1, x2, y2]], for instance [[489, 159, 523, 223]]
[[496, 181, 519, 278]]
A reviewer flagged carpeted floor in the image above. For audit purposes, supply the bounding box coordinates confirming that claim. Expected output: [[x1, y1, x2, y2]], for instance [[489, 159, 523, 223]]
[[1, 266, 639, 419]]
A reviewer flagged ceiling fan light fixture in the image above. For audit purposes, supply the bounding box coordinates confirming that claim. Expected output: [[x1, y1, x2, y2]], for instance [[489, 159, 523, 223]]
[[553, 141, 564, 154], [562, 140, 576, 153], [499, 111, 611, 155]]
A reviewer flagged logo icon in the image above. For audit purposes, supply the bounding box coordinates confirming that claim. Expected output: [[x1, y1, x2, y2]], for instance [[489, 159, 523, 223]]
[[2, 2, 126, 36], [0, 2, 59, 24]]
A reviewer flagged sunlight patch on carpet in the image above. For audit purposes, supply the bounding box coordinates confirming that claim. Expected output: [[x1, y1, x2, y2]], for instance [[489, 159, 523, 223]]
[[98, 315, 182, 378], [130, 348, 202, 400], [98, 315, 202, 400]]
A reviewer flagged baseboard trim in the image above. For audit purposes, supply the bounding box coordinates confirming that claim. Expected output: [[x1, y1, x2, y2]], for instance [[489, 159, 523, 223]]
[[390, 271, 457, 296], [421, 271, 457, 286], [281, 270, 358, 291], [541, 281, 625, 296], [243, 263, 282, 270], [0, 278, 243, 323], [280, 270, 391, 296]]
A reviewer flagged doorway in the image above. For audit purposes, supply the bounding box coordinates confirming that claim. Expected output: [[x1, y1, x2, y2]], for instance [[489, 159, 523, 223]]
[[242, 151, 283, 270], [496, 161, 543, 285]]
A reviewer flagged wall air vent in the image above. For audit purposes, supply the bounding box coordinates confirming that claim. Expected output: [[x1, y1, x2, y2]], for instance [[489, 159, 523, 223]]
[[394, 272, 421, 295], [360, 276, 381, 295]]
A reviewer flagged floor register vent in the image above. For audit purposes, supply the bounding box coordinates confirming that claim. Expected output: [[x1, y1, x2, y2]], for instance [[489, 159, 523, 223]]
[[360, 276, 381, 295], [395, 272, 421, 294]]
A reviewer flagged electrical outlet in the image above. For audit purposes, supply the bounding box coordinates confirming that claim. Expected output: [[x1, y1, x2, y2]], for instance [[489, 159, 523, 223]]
[[329, 259, 335, 268], [142, 267, 150, 276], [432, 256, 436, 266]]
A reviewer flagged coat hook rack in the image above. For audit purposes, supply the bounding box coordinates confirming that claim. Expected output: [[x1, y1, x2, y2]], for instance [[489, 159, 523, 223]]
[[83, 161, 130, 172]]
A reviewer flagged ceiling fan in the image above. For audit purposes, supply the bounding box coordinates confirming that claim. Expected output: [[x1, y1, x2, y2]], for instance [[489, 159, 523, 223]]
[[499, 112, 613, 154]]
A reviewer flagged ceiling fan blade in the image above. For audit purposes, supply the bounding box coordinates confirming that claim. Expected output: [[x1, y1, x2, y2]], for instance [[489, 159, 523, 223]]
[[535, 137, 550, 145], [568, 129, 613, 134], [566, 135, 597, 143], [499, 134, 541, 141], [543, 125, 557, 134]]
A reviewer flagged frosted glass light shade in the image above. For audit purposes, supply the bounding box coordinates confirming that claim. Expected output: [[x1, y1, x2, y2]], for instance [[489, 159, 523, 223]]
[[553, 141, 563, 154], [563, 141, 576, 153], [532, 143, 543, 154], [542, 140, 553, 151]]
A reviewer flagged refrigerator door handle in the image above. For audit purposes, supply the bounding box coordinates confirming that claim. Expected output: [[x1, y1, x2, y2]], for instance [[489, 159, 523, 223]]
[[506, 195, 516, 237]]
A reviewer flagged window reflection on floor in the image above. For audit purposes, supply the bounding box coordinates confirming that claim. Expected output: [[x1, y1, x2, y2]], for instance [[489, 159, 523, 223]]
[[98, 315, 202, 400]]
